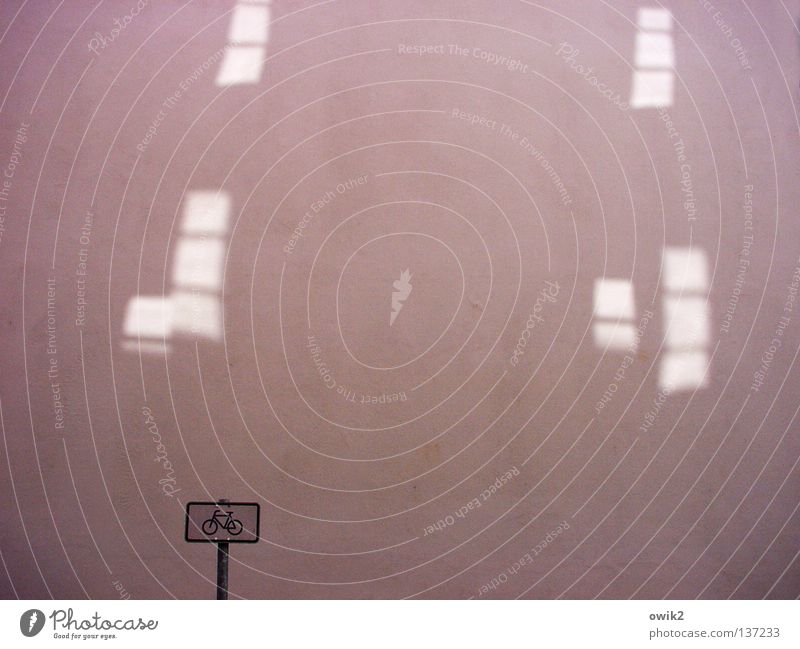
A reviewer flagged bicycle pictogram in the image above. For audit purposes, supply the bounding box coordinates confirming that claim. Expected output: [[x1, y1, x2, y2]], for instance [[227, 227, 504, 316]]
[[201, 508, 243, 536]]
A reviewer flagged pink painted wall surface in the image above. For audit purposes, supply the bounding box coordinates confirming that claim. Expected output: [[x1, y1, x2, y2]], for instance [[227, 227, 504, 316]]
[[0, 0, 799, 599]]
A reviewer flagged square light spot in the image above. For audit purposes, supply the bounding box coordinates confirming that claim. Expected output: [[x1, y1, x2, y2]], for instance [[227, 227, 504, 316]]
[[172, 238, 225, 291], [171, 291, 222, 340], [593, 322, 638, 351], [594, 278, 635, 320], [630, 70, 673, 108], [182, 191, 231, 235], [227, 4, 270, 44], [664, 295, 710, 350], [664, 247, 709, 293], [215, 46, 265, 86], [637, 8, 672, 31], [635, 32, 674, 68], [659, 351, 708, 391], [123, 296, 172, 339]]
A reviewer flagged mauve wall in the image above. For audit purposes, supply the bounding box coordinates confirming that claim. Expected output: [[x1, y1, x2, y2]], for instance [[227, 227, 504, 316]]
[[0, 0, 799, 599]]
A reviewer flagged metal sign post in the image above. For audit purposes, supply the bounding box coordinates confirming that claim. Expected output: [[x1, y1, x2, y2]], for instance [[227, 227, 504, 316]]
[[216, 539, 229, 600], [185, 500, 260, 600]]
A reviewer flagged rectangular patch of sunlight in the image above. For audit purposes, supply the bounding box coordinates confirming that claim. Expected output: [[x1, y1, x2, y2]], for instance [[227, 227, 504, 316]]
[[228, 4, 270, 45], [594, 278, 635, 320], [637, 8, 672, 32], [635, 32, 674, 69], [664, 295, 710, 350], [215, 46, 265, 86], [664, 247, 709, 293], [630, 70, 673, 108], [123, 296, 172, 339], [172, 238, 225, 291], [660, 351, 708, 391], [181, 191, 231, 236], [171, 291, 222, 341], [593, 322, 638, 351]]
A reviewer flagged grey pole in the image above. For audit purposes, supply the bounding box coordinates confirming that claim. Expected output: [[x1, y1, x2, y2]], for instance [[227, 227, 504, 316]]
[[216, 499, 229, 600], [216, 542, 229, 600]]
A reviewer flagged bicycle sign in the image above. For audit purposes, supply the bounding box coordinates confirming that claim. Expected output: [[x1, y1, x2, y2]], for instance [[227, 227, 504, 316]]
[[185, 502, 260, 543]]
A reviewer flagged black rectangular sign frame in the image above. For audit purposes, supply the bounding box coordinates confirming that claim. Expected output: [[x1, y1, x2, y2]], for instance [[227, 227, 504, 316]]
[[184, 501, 260, 544]]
